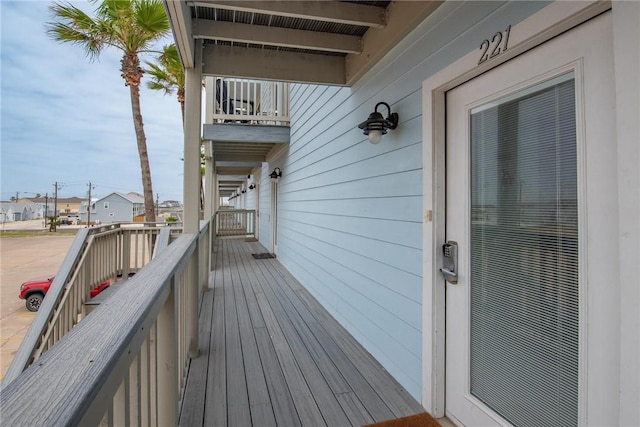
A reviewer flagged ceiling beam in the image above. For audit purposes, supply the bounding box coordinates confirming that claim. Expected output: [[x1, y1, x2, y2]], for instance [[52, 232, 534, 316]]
[[190, 1, 385, 28], [164, 1, 194, 67], [345, 0, 443, 85], [213, 154, 269, 163], [216, 161, 263, 168], [193, 19, 361, 54], [203, 44, 346, 85]]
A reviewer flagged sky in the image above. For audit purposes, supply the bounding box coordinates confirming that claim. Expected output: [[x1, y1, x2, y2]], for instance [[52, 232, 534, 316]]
[[1, 1, 185, 203]]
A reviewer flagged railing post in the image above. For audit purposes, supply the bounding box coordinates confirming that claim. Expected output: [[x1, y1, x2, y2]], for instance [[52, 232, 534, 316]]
[[189, 244, 200, 359], [156, 283, 178, 426], [123, 230, 131, 278]]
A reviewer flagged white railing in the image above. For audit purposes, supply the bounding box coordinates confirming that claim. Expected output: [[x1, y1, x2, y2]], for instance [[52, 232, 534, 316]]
[[3, 223, 166, 385], [208, 77, 290, 124], [0, 222, 211, 426], [215, 209, 256, 237]]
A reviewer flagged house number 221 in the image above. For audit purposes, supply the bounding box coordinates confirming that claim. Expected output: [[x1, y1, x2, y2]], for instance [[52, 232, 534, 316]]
[[478, 25, 511, 65]]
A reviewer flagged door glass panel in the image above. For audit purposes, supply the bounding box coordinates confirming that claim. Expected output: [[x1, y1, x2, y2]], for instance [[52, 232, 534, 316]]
[[469, 73, 578, 426]]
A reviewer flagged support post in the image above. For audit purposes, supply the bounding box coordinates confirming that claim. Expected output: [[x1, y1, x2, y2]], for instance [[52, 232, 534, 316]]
[[204, 142, 215, 221], [183, 39, 202, 358], [183, 39, 203, 235]]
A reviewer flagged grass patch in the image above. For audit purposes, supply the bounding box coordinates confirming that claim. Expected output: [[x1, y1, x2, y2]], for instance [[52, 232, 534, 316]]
[[0, 231, 77, 238]]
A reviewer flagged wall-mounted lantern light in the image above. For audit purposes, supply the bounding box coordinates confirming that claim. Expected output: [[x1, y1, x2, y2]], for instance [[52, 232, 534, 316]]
[[357, 101, 399, 144], [241, 189, 246, 194], [249, 184, 256, 190], [270, 167, 282, 180]]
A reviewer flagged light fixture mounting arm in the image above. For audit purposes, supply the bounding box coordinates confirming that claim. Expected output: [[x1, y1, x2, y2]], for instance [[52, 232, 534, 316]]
[[375, 102, 398, 130]]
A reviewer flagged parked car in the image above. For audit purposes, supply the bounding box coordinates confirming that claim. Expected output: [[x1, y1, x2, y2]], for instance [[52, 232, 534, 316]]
[[19, 275, 110, 312]]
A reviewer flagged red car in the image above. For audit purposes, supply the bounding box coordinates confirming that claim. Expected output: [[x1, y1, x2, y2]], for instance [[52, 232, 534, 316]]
[[19, 275, 110, 312]]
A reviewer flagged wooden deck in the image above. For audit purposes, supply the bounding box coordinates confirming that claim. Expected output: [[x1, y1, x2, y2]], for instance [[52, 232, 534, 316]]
[[179, 238, 425, 426]]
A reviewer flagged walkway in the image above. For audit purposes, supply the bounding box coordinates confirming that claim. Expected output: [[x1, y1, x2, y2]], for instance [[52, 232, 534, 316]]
[[179, 238, 425, 426]]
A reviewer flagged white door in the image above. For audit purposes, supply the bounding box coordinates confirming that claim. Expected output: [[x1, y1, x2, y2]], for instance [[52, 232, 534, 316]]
[[444, 13, 614, 427], [270, 179, 279, 254]]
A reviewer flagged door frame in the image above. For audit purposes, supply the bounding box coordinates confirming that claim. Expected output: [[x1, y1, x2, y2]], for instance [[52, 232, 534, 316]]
[[270, 178, 279, 254], [420, 0, 610, 419]]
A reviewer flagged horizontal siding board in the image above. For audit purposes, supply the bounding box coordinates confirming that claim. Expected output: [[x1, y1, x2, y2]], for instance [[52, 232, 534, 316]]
[[277, 211, 421, 250], [281, 145, 422, 200], [278, 227, 422, 334], [282, 169, 422, 201], [283, 197, 423, 222], [283, 132, 422, 190], [279, 212, 422, 279], [290, 86, 343, 142]]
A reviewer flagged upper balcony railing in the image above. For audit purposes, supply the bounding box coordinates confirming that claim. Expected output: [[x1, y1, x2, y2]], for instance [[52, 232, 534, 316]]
[[205, 77, 290, 125]]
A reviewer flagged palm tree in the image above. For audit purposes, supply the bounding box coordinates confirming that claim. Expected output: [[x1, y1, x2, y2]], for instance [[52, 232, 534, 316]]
[[146, 45, 205, 211], [46, 0, 170, 222], [146, 44, 185, 124]]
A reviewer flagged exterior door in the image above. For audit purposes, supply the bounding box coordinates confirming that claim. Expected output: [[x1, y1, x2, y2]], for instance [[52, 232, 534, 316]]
[[444, 13, 613, 427], [270, 179, 279, 254]]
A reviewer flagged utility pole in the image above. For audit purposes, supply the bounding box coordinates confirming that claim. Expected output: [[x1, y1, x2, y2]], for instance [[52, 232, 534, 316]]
[[87, 181, 93, 227], [53, 182, 60, 232], [44, 193, 49, 229]]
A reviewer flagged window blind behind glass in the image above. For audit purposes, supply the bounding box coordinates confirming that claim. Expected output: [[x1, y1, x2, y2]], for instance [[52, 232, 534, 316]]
[[469, 76, 578, 427]]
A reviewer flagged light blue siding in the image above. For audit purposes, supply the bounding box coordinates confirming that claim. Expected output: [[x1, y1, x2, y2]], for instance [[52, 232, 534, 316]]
[[266, 0, 551, 400]]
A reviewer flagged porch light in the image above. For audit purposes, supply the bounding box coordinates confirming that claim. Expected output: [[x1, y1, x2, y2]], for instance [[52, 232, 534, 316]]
[[249, 184, 255, 190], [357, 102, 399, 144], [270, 167, 282, 180]]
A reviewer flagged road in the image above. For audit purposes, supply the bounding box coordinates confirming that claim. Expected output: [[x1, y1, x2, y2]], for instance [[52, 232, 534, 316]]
[[0, 222, 76, 383]]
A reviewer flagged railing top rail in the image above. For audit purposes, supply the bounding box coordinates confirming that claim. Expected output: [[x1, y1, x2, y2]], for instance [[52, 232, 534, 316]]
[[0, 233, 199, 425]]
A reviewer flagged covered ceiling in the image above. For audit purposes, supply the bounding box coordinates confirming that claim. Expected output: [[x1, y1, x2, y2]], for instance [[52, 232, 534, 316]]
[[165, 1, 443, 194], [165, 1, 443, 86]]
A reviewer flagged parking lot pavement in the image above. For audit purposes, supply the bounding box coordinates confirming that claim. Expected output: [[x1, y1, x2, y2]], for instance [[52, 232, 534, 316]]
[[0, 233, 75, 383]]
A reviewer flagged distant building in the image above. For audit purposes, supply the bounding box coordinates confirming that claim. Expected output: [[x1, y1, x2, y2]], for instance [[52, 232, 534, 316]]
[[19, 197, 83, 216], [80, 192, 145, 224], [159, 200, 182, 208], [0, 202, 43, 221]]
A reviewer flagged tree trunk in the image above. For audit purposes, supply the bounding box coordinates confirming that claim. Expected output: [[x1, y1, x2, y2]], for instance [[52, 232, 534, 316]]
[[129, 82, 156, 222], [177, 87, 185, 128]]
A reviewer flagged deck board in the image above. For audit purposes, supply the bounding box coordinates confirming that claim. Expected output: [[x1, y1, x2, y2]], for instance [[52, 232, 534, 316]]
[[180, 238, 425, 427], [227, 246, 278, 427]]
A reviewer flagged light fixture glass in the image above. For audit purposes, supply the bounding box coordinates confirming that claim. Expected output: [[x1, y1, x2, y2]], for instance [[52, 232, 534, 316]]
[[368, 130, 383, 144]]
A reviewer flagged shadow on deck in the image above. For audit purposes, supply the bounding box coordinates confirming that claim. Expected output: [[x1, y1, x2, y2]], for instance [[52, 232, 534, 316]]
[[179, 238, 425, 426]]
